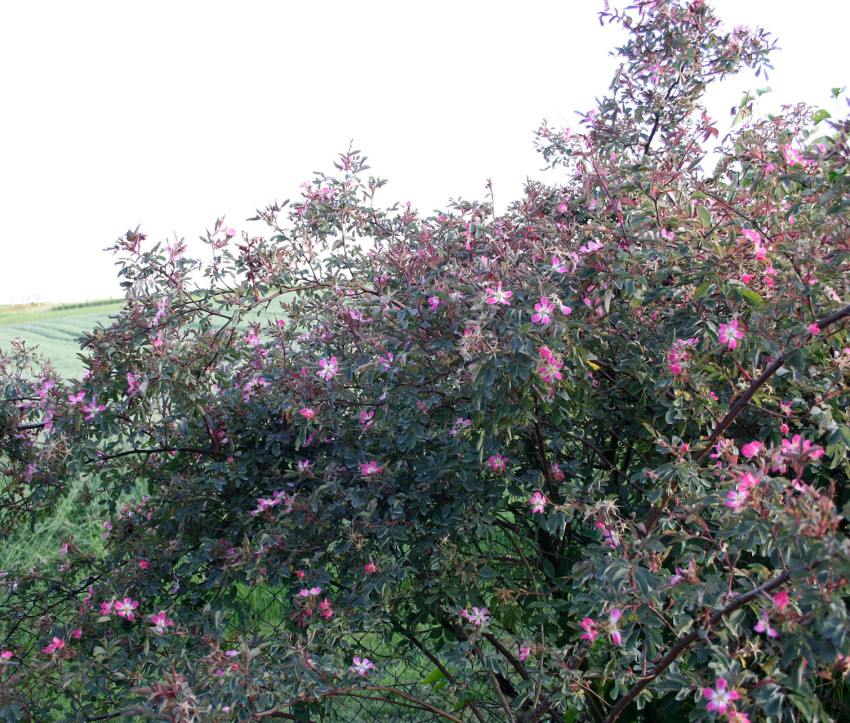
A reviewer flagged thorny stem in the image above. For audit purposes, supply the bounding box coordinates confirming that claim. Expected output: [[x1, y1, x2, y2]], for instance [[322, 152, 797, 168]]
[[644, 302, 850, 534], [603, 566, 802, 723]]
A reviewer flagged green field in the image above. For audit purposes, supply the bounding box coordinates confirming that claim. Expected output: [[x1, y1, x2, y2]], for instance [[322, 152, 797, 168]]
[[0, 299, 126, 378]]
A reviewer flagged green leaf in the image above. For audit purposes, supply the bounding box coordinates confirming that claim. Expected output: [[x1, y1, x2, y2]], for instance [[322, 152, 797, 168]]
[[739, 288, 765, 307], [789, 694, 818, 722], [812, 109, 831, 124], [697, 206, 711, 228], [693, 281, 712, 300], [634, 567, 655, 595], [420, 668, 447, 685]]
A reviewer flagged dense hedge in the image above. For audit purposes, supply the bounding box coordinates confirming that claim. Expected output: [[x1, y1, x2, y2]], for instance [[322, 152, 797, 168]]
[[1, 2, 849, 721]]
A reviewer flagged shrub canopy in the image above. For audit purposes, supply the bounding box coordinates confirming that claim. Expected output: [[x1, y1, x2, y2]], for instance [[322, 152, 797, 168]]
[[1, 2, 849, 721]]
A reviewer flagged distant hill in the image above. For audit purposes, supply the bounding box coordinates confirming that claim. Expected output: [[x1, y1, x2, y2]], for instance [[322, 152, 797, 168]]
[[0, 298, 125, 378]]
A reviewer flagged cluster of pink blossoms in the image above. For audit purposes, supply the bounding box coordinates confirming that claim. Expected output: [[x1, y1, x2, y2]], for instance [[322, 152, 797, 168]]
[[242, 377, 270, 402], [725, 435, 825, 511], [318, 598, 333, 618], [67, 391, 107, 420], [126, 372, 142, 396], [295, 586, 334, 621], [152, 295, 169, 327], [43, 637, 66, 655], [741, 228, 771, 263], [250, 490, 292, 516], [780, 435, 826, 464], [594, 521, 618, 549], [725, 471, 761, 510], [754, 590, 790, 639], [448, 416, 471, 437], [582, 295, 605, 317], [744, 434, 826, 469], [580, 608, 623, 645], [537, 346, 564, 384], [579, 240, 604, 255], [244, 331, 262, 348], [14, 376, 57, 431], [668, 337, 698, 376]]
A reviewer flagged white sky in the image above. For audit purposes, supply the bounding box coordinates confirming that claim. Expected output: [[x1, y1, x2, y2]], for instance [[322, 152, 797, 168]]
[[1, 0, 847, 304]]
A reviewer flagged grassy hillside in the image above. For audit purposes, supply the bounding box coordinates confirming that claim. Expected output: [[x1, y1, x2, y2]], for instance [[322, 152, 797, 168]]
[[0, 299, 125, 378], [0, 296, 287, 379]]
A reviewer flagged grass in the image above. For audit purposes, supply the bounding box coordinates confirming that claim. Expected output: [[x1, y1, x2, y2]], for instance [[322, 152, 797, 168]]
[[0, 299, 125, 378], [0, 478, 109, 571]]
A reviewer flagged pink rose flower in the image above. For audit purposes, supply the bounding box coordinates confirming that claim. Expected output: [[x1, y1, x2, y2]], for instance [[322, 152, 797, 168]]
[[740, 440, 762, 458], [718, 320, 745, 350], [349, 656, 374, 676], [485, 282, 512, 305], [529, 491, 548, 514], [702, 678, 740, 714]]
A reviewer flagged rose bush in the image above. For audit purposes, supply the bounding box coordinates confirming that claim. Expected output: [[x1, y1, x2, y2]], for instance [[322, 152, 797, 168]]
[[1, 1, 849, 721]]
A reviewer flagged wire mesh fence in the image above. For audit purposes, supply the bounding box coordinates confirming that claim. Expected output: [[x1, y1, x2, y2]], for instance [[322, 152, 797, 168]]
[[228, 582, 509, 723]]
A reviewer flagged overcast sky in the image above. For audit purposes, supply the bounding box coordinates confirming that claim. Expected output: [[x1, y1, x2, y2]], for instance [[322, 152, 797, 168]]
[[1, 0, 846, 304]]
